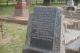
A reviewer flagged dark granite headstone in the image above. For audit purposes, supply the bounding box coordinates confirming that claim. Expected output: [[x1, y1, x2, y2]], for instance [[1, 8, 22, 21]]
[[23, 6, 65, 53]]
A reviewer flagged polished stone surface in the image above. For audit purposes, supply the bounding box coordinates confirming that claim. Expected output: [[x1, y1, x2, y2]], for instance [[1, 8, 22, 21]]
[[23, 6, 65, 53]]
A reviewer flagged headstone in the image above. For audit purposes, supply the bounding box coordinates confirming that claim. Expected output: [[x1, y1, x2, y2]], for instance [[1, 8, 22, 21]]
[[77, 3, 80, 12], [23, 6, 65, 53], [76, 3, 80, 16], [67, 0, 75, 11], [14, 0, 29, 20]]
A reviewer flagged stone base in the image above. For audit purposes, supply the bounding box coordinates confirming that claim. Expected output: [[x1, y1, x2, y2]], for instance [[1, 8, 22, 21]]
[[77, 9, 80, 13], [23, 49, 42, 53], [14, 16, 28, 21], [14, 9, 28, 17], [67, 7, 75, 11], [23, 46, 51, 53]]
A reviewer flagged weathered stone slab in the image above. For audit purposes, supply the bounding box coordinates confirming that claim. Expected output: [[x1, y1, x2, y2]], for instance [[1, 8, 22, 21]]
[[23, 6, 65, 53]]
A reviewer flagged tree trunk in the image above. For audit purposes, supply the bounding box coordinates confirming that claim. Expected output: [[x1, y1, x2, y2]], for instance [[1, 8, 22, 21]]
[[43, 0, 50, 5], [74, 0, 78, 5], [6, 1, 8, 6], [0, 1, 1, 6], [51, 0, 55, 2]]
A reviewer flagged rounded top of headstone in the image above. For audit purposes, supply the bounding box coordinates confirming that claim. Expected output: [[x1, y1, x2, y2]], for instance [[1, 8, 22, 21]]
[[34, 6, 63, 9], [33, 6, 63, 14], [67, 0, 74, 7]]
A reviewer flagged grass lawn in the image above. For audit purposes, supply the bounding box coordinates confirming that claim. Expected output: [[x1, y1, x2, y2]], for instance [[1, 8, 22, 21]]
[[0, 0, 65, 15], [0, 22, 27, 53], [0, 3, 65, 53], [0, 5, 15, 17], [0, 5, 65, 16]]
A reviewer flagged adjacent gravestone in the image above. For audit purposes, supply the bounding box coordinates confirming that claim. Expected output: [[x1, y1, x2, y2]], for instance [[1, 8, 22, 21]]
[[77, 3, 80, 12], [14, 0, 26, 16], [23, 6, 65, 53], [14, 0, 29, 20], [76, 3, 80, 17], [67, 0, 75, 11]]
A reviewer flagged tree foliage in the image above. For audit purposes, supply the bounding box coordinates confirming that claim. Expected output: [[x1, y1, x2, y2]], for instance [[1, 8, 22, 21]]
[[0, 0, 16, 6], [74, 0, 79, 5]]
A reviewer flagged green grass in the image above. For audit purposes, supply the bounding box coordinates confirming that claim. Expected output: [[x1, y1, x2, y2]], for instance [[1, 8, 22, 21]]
[[0, 0, 65, 16], [0, 4, 65, 16], [0, 5, 15, 16], [0, 2, 65, 53], [0, 22, 27, 53]]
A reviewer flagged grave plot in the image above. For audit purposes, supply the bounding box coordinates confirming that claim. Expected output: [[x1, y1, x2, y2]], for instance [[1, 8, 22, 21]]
[[23, 6, 65, 53]]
